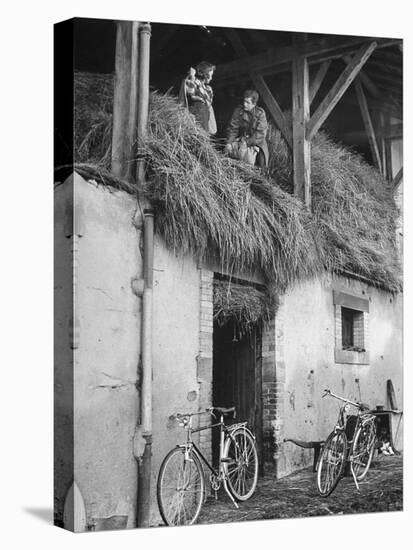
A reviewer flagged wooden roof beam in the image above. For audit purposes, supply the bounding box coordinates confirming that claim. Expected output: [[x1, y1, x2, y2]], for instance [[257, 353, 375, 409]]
[[214, 36, 400, 85], [111, 21, 140, 181], [253, 75, 293, 147], [309, 60, 331, 104], [307, 41, 377, 140], [354, 79, 382, 172], [343, 55, 381, 98], [292, 53, 311, 207], [225, 29, 292, 148], [391, 166, 403, 191]]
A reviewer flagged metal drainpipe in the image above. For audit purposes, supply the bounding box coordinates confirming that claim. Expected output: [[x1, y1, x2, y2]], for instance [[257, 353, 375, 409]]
[[134, 21, 153, 529]]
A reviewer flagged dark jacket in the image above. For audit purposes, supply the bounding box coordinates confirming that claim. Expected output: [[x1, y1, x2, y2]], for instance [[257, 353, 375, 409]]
[[226, 105, 269, 166]]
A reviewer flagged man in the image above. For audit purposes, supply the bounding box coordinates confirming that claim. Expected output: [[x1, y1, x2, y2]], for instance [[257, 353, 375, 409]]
[[225, 89, 269, 169]]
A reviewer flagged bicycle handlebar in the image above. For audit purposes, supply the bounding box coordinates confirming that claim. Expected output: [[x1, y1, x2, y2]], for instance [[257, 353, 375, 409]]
[[322, 389, 370, 411], [174, 406, 237, 422]]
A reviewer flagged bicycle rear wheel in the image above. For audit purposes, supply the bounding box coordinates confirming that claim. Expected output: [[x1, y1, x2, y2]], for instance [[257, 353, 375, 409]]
[[223, 427, 258, 501], [317, 430, 348, 497], [352, 420, 376, 481], [157, 447, 205, 526]]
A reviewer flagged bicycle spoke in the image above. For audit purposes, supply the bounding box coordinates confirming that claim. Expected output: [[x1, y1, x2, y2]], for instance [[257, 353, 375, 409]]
[[157, 448, 204, 526]]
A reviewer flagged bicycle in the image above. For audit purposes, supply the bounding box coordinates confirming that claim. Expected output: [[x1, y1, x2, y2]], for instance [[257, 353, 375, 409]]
[[157, 406, 259, 526], [316, 389, 377, 497]]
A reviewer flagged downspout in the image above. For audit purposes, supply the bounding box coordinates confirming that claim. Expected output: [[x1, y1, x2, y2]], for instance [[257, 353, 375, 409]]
[[132, 22, 153, 529]]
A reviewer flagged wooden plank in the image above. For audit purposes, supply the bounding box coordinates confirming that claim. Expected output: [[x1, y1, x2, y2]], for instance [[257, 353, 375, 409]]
[[387, 379, 398, 410], [309, 60, 331, 104], [225, 29, 292, 148], [391, 166, 403, 190], [292, 54, 311, 207], [307, 41, 377, 141], [111, 21, 139, 181], [354, 79, 382, 172], [214, 36, 399, 85], [252, 75, 292, 148], [254, 329, 264, 475], [126, 22, 140, 183], [378, 112, 387, 177], [343, 55, 381, 98], [384, 139, 393, 181]]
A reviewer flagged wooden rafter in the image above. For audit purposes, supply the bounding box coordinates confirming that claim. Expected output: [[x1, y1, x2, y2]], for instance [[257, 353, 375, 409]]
[[307, 41, 377, 141], [225, 29, 292, 148], [354, 79, 382, 172], [214, 36, 400, 85], [377, 112, 387, 177], [391, 167, 403, 191], [343, 55, 381, 98], [111, 21, 139, 181], [309, 60, 331, 104], [253, 75, 292, 148], [292, 53, 311, 207]]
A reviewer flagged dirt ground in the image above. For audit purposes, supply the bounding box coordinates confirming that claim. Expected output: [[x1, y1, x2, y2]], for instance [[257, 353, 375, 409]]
[[197, 453, 403, 524]]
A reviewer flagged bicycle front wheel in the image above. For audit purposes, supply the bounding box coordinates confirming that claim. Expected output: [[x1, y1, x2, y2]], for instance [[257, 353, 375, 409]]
[[317, 430, 348, 497], [223, 427, 258, 501], [157, 447, 205, 526], [352, 420, 376, 481]]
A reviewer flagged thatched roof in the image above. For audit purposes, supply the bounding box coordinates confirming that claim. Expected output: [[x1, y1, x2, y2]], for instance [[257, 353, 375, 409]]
[[71, 72, 401, 300]]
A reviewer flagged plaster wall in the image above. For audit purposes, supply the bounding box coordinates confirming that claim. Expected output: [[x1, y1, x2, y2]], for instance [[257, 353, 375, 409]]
[[150, 241, 202, 525], [55, 174, 203, 529], [54, 178, 75, 525], [55, 174, 142, 530], [278, 274, 402, 476]]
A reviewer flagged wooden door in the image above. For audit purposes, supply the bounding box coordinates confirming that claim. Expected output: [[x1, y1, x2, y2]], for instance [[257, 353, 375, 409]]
[[213, 321, 263, 470]]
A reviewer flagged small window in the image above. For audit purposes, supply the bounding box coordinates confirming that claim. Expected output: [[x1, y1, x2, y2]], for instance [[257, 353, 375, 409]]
[[334, 290, 369, 364], [341, 307, 354, 348], [341, 307, 365, 352]]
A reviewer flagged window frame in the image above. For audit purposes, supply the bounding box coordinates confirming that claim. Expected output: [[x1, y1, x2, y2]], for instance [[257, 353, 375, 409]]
[[333, 290, 369, 365]]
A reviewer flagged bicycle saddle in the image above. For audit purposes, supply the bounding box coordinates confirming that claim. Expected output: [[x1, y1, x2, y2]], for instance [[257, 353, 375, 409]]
[[211, 406, 236, 417]]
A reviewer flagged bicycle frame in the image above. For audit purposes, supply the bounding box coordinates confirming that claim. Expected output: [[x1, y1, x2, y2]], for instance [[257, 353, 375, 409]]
[[175, 410, 251, 509], [322, 389, 376, 490]]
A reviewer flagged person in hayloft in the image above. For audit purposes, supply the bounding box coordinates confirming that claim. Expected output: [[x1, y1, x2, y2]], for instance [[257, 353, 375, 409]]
[[225, 89, 269, 169], [178, 61, 217, 135]]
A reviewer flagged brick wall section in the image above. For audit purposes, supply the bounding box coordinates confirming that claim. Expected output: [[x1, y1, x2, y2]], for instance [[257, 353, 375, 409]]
[[335, 305, 342, 349], [353, 311, 365, 348], [197, 269, 214, 465], [262, 295, 286, 474]]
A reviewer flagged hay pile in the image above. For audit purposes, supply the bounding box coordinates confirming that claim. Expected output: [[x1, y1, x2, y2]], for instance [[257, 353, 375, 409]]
[[214, 280, 278, 335], [72, 72, 401, 306], [267, 125, 401, 290]]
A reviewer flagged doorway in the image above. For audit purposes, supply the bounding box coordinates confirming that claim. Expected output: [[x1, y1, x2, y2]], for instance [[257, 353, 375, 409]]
[[212, 319, 263, 473]]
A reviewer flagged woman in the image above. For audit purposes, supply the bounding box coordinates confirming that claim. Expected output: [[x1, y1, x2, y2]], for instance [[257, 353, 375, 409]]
[[178, 61, 217, 135]]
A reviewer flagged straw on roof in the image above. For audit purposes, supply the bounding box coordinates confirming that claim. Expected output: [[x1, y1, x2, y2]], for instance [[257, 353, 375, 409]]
[[71, 72, 402, 304], [214, 279, 278, 336]]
